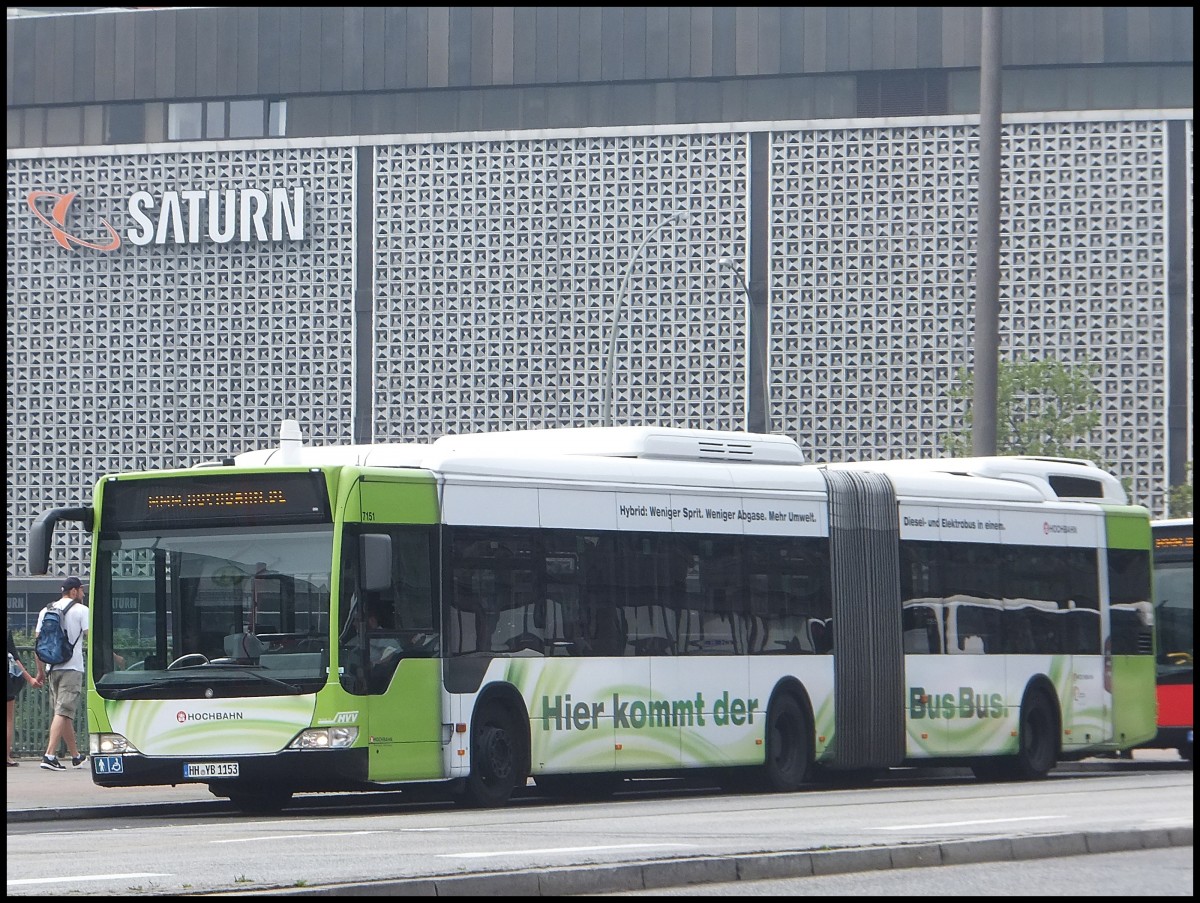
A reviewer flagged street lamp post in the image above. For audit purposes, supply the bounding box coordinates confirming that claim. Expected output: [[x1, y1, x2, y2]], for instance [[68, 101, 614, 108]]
[[719, 255, 768, 433], [601, 209, 689, 428]]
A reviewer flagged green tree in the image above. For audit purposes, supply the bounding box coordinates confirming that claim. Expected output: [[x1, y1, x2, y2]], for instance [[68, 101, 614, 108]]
[[942, 356, 1102, 460], [1167, 460, 1193, 518]]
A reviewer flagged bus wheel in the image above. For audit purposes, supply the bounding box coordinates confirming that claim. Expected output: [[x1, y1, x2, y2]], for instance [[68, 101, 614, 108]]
[[465, 706, 525, 807], [761, 694, 811, 792], [225, 785, 293, 815], [1013, 690, 1058, 779], [973, 689, 1058, 782]]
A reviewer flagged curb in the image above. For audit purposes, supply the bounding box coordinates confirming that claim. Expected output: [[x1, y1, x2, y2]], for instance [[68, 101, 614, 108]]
[[198, 825, 1193, 896], [7, 800, 232, 823]]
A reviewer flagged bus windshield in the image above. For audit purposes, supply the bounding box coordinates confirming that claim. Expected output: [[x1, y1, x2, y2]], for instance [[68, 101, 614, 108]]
[[92, 525, 334, 697], [1153, 550, 1193, 676]]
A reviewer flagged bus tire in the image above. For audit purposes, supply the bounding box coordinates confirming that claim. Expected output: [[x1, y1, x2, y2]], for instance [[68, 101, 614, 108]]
[[464, 705, 525, 808], [1012, 688, 1058, 779], [972, 687, 1059, 782], [760, 693, 812, 792]]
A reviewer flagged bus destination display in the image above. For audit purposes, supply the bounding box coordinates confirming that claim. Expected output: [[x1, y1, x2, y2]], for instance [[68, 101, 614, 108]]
[[101, 471, 331, 531]]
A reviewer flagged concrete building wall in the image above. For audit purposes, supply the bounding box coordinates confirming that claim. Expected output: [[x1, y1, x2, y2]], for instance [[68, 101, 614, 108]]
[[6, 8, 1194, 578]]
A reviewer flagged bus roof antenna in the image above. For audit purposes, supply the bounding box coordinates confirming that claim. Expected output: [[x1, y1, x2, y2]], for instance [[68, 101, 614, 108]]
[[277, 418, 304, 465]]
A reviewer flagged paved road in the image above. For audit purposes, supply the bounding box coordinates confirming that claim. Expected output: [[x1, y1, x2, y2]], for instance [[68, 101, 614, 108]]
[[6, 750, 1191, 896]]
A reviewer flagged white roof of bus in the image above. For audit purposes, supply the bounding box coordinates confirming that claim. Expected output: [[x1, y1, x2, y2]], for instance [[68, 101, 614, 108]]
[[231, 424, 1125, 504], [825, 455, 1127, 504]]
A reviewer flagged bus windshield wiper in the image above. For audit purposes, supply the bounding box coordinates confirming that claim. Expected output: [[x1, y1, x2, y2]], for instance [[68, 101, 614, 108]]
[[105, 677, 204, 699], [207, 664, 304, 695], [105, 666, 303, 697]]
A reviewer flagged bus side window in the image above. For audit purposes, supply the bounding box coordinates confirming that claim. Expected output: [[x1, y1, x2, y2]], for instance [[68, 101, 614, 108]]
[[902, 600, 942, 654]]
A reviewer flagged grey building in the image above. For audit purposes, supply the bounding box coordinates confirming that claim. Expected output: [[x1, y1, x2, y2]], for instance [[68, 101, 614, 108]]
[[5, 8, 1194, 601]]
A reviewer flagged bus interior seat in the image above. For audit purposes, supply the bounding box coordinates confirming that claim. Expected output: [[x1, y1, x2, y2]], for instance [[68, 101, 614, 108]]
[[624, 604, 675, 656], [765, 615, 812, 653]]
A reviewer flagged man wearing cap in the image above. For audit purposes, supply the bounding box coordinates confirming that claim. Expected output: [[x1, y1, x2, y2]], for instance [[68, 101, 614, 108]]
[[34, 576, 89, 771]]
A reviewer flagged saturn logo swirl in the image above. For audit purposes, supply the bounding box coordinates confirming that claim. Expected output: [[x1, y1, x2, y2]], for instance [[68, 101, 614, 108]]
[[26, 190, 122, 251]]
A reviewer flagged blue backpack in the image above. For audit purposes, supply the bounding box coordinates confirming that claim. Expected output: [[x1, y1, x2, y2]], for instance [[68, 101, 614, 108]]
[[35, 600, 79, 666]]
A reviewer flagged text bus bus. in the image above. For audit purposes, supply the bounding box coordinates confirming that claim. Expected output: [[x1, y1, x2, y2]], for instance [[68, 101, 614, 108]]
[[1140, 518, 1193, 763], [29, 424, 1157, 813]]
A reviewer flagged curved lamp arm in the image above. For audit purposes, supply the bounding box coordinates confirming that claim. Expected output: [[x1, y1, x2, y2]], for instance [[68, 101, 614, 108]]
[[601, 210, 689, 427]]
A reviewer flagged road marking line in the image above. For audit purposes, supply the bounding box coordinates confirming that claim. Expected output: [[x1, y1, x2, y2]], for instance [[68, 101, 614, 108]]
[[440, 843, 695, 859], [876, 815, 1063, 830], [212, 830, 384, 843], [7, 872, 170, 886]]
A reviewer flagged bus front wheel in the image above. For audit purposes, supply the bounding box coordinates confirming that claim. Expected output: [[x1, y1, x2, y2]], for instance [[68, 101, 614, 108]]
[[464, 706, 525, 807]]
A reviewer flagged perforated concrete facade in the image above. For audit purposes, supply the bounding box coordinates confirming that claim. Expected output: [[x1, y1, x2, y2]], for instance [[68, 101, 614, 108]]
[[6, 113, 1192, 575], [769, 117, 1177, 516], [373, 133, 749, 438], [7, 146, 358, 575]]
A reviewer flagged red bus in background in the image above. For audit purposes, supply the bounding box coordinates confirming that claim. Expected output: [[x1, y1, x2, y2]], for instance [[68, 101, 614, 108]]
[[1142, 518, 1193, 764]]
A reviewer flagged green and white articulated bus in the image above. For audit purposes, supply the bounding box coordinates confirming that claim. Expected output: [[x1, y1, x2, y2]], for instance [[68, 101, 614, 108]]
[[29, 423, 1157, 813]]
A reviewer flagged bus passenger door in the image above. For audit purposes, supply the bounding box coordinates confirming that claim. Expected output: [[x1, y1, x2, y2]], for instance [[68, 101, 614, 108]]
[[368, 658, 444, 781], [347, 479, 445, 782]]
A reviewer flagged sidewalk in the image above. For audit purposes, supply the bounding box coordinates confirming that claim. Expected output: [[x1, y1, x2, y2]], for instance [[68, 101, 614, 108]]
[[6, 754, 222, 820]]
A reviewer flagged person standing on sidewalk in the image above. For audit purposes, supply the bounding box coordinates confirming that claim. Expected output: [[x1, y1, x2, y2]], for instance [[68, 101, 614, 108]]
[[7, 625, 41, 766], [34, 576, 89, 771]]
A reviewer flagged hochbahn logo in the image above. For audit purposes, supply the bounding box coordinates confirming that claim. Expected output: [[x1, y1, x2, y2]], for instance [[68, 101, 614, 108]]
[[26, 185, 306, 252], [1044, 521, 1079, 534], [176, 710, 246, 722]]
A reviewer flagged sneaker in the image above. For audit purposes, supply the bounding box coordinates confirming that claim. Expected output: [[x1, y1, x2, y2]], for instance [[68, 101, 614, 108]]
[[39, 755, 66, 771], [71, 754, 87, 769]]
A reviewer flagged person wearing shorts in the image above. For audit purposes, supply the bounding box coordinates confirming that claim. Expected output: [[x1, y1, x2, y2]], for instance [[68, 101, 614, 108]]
[[34, 577, 89, 771]]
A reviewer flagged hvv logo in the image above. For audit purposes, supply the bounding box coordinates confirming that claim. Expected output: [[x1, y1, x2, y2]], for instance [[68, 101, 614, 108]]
[[26, 185, 306, 252]]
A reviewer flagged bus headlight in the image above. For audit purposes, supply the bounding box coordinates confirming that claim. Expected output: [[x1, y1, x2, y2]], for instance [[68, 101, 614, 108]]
[[288, 727, 359, 749], [90, 733, 139, 754]]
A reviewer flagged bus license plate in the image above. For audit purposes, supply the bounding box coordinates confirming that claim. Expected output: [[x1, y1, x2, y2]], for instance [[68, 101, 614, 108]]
[[184, 762, 239, 779]]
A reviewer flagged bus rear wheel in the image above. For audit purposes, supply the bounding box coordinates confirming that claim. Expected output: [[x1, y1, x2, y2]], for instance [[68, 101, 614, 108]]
[[759, 694, 812, 792], [972, 688, 1058, 782], [464, 706, 526, 808], [1012, 690, 1058, 779]]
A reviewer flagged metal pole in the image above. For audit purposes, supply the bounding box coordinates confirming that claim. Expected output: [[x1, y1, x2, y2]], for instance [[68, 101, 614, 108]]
[[719, 256, 766, 433], [601, 210, 688, 427], [973, 7, 1002, 455]]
